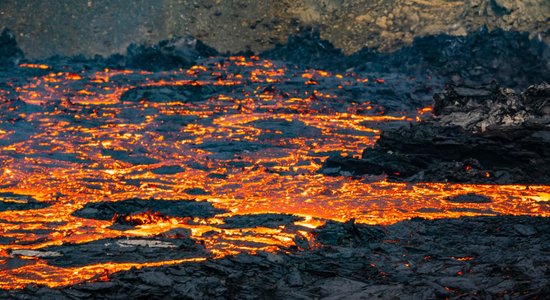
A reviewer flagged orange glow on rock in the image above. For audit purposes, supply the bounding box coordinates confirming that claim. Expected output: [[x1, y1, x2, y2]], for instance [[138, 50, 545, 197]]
[[0, 56, 547, 289]]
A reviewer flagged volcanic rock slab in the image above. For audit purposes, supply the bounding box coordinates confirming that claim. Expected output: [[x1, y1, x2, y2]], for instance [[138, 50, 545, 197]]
[[9, 236, 205, 268], [0, 192, 50, 212], [123, 36, 218, 71], [119, 84, 229, 103], [73, 198, 226, 221], [321, 83, 550, 183], [219, 213, 304, 229]]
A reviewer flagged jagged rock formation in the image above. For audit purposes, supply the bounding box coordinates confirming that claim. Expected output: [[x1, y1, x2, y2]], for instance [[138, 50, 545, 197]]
[[263, 27, 550, 89], [321, 83, 550, 183], [0, 28, 24, 69]]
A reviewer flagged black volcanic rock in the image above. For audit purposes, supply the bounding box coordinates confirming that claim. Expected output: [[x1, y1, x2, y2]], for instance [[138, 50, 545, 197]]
[[4, 216, 549, 299], [261, 27, 346, 69], [220, 213, 304, 229], [151, 165, 186, 175], [125, 36, 218, 71], [119, 84, 230, 103], [16, 236, 205, 268], [352, 27, 550, 89], [263, 27, 549, 89], [313, 219, 385, 247], [321, 155, 387, 177], [0, 28, 24, 69], [432, 83, 550, 131], [320, 83, 550, 183], [73, 198, 226, 220], [446, 193, 492, 203], [0, 192, 50, 212]]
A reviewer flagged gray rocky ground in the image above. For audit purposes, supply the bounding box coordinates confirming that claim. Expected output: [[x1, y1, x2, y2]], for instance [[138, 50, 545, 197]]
[[1, 216, 548, 299], [0, 0, 549, 58]]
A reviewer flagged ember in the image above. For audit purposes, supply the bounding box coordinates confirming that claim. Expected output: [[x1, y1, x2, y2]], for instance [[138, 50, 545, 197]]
[[0, 3, 549, 298]]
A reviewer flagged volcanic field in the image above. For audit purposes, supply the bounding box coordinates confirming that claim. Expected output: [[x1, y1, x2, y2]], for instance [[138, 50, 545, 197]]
[[0, 27, 549, 299]]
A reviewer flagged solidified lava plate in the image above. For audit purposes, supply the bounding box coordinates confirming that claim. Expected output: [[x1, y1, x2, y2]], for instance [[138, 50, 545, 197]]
[[0, 31, 548, 298]]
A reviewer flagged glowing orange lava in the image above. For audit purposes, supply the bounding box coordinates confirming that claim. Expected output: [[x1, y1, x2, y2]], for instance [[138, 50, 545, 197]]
[[0, 56, 548, 289]]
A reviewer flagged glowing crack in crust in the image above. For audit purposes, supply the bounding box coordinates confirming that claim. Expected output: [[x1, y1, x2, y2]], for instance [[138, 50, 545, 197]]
[[0, 56, 548, 289]]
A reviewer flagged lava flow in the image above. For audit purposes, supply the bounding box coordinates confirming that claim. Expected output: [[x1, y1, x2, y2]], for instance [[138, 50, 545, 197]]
[[0, 56, 548, 289]]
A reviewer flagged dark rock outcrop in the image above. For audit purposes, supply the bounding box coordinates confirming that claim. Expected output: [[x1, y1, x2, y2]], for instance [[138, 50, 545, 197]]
[[0, 192, 50, 212], [261, 27, 346, 69], [321, 83, 550, 183], [263, 27, 550, 89], [119, 84, 228, 103], [124, 36, 218, 71], [353, 27, 550, 89], [0, 28, 24, 69], [72, 198, 226, 221], [9, 236, 204, 268]]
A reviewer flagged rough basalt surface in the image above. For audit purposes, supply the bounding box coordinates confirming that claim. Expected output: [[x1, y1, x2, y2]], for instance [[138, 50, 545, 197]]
[[73, 198, 227, 221], [0, 192, 50, 212], [321, 83, 550, 183], [9, 235, 204, 268], [0, 28, 23, 69], [123, 37, 219, 71], [119, 84, 224, 103], [1, 216, 548, 299], [263, 27, 550, 89]]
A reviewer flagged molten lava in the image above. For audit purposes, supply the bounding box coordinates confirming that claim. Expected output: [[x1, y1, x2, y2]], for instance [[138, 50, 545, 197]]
[[0, 56, 547, 289]]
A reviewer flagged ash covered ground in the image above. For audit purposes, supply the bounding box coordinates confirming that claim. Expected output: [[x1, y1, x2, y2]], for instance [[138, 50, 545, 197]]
[[0, 27, 549, 299]]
